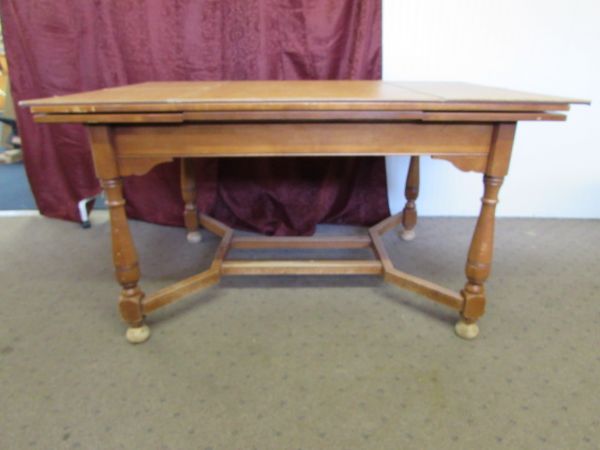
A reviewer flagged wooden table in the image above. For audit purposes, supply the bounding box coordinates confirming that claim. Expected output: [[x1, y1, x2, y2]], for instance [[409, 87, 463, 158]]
[[22, 81, 586, 343]]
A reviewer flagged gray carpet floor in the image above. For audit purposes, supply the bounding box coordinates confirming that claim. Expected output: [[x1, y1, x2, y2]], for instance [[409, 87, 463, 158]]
[[1, 215, 599, 450]]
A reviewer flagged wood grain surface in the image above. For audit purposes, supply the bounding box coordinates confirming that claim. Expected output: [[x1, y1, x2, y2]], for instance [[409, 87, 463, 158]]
[[22, 81, 588, 116]]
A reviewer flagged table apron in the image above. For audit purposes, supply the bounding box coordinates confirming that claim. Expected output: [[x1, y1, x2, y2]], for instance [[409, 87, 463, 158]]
[[111, 122, 495, 158]]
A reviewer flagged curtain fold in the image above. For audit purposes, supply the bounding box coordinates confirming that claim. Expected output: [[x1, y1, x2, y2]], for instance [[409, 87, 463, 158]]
[[1, 0, 388, 235]]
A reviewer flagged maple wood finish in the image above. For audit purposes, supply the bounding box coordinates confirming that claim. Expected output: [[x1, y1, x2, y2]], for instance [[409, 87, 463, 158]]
[[22, 81, 586, 343], [180, 158, 201, 243], [401, 156, 420, 241]]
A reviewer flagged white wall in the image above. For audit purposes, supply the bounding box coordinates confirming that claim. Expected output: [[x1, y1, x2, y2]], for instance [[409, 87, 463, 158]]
[[382, 0, 600, 218]]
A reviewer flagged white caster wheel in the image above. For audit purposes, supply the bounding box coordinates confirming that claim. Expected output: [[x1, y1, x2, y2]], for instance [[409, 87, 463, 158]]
[[400, 228, 416, 241], [186, 231, 202, 243], [126, 324, 150, 344], [454, 320, 479, 340]]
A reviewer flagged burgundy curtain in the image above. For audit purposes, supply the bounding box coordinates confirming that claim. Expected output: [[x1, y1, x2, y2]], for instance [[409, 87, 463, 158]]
[[1, 0, 388, 235]]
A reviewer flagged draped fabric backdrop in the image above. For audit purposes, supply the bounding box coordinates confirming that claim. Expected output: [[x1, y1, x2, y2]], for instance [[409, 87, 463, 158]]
[[1, 0, 387, 235]]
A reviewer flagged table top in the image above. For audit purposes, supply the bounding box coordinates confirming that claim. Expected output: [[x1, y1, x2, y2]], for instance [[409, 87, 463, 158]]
[[22, 81, 587, 115]]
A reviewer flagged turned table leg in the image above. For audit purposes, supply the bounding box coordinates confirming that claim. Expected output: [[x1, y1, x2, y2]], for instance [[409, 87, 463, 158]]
[[102, 178, 149, 343], [180, 158, 201, 243], [456, 175, 503, 339], [89, 126, 149, 344], [455, 123, 515, 339], [401, 156, 419, 241]]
